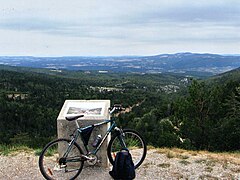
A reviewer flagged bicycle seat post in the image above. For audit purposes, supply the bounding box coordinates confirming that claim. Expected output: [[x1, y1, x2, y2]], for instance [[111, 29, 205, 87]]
[[75, 120, 80, 128]]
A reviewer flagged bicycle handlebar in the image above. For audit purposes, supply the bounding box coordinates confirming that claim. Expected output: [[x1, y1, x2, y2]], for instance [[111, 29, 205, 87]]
[[109, 104, 125, 114]]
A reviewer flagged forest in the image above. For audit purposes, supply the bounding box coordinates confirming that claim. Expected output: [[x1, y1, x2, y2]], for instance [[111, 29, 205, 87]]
[[0, 65, 239, 152]]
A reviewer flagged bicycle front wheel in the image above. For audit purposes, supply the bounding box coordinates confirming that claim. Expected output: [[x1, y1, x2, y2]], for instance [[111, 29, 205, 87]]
[[107, 129, 147, 169], [39, 138, 84, 180]]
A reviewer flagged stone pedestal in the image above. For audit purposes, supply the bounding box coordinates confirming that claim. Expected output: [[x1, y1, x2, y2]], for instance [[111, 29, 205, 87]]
[[57, 100, 111, 167]]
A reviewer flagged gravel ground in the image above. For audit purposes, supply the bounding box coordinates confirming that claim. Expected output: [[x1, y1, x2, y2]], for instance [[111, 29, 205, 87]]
[[0, 149, 240, 180]]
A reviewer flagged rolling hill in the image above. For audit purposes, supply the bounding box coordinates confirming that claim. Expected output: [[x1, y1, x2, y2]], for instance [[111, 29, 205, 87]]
[[0, 53, 239, 77]]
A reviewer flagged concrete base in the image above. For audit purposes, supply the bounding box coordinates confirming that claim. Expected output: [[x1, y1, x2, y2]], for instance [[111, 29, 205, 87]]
[[57, 100, 111, 168]]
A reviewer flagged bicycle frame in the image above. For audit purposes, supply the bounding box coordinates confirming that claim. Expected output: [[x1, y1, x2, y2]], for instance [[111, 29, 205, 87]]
[[63, 117, 126, 161]]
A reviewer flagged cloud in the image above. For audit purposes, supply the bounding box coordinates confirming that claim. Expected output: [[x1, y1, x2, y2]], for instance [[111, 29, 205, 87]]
[[0, 0, 239, 55]]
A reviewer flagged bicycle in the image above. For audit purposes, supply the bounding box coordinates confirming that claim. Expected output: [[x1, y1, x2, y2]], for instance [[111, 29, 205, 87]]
[[39, 104, 147, 180]]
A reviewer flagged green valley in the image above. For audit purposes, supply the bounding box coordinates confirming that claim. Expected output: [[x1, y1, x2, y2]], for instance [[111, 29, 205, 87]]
[[0, 65, 239, 152]]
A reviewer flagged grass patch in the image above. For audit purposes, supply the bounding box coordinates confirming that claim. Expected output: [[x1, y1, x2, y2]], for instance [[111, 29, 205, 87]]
[[172, 172, 184, 179], [178, 154, 189, 159], [207, 152, 240, 165], [165, 150, 190, 160], [157, 163, 171, 168], [155, 148, 240, 161], [34, 148, 43, 156], [43, 147, 58, 157], [147, 145, 155, 150], [195, 159, 207, 164], [154, 148, 170, 154], [155, 148, 191, 160], [206, 158, 217, 167], [150, 147, 240, 166], [199, 174, 218, 180], [205, 166, 213, 172], [189, 152, 198, 156], [169, 148, 186, 154], [179, 160, 191, 165], [166, 151, 176, 158], [142, 162, 154, 168], [0, 144, 33, 156]]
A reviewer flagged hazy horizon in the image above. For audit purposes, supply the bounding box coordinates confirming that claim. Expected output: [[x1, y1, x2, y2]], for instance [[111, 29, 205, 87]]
[[0, 52, 240, 58]]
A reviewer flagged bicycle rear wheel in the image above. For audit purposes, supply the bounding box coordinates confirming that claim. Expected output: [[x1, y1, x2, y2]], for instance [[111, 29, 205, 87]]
[[39, 138, 84, 180], [107, 129, 147, 169]]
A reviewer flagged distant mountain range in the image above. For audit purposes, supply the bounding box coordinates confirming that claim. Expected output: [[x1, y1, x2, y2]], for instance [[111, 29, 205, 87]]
[[0, 53, 239, 76]]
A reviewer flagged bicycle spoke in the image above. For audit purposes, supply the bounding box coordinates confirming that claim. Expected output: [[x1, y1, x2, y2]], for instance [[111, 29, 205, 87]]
[[39, 139, 84, 180]]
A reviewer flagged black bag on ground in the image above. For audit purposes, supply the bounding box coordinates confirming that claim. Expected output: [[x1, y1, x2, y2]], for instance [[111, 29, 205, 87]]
[[109, 148, 135, 180]]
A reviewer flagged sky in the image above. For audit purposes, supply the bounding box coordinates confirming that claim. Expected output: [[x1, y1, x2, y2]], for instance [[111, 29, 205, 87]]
[[0, 0, 239, 56]]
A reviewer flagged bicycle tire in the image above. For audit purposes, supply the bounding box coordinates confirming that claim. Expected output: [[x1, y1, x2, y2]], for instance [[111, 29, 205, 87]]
[[39, 138, 84, 180], [107, 129, 147, 169]]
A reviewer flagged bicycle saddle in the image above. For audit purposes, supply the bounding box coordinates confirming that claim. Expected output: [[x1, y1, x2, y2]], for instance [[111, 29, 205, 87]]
[[65, 115, 84, 121]]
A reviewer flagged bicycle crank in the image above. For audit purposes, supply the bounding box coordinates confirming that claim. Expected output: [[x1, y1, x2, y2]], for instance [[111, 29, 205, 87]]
[[86, 154, 99, 166]]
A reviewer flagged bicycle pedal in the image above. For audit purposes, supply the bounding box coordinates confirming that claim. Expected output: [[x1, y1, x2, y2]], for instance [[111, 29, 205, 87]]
[[80, 155, 88, 161], [53, 165, 66, 171]]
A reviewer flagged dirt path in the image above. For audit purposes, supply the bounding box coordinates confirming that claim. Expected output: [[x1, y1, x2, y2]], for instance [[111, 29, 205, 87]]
[[0, 149, 240, 179]]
